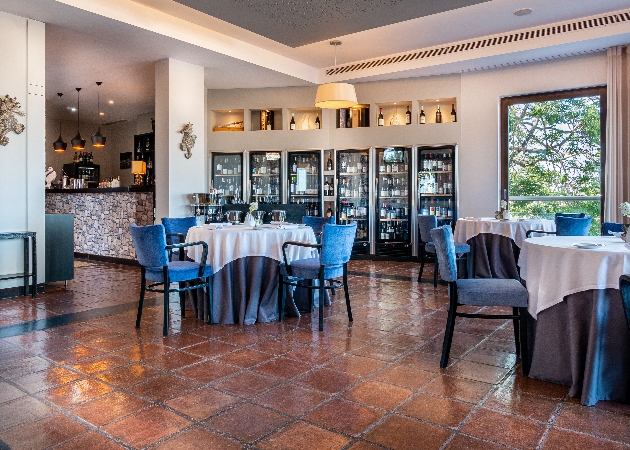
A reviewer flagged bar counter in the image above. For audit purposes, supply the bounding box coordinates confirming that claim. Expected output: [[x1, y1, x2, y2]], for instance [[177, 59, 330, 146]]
[[45, 187, 154, 261]]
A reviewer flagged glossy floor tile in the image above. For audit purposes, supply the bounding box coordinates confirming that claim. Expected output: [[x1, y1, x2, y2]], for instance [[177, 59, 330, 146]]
[[0, 258, 629, 449]]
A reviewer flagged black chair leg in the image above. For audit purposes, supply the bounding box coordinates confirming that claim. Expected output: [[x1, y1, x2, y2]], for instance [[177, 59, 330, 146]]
[[328, 279, 336, 295], [466, 252, 473, 279], [179, 282, 186, 318], [318, 272, 325, 332], [433, 259, 439, 287], [440, 287, 457, 368], [418, 246, 426, 282], [512, 307, 521, 358], [136, 267, 146, 328], [278, 273, 286, 322], [163, 268, 170, 337], [519, 307, 530, 375], [343, 264, 352, 322], [206, 276, 213, 324]]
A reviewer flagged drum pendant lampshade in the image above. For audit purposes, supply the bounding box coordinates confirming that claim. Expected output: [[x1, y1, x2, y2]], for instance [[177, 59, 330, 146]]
[[53, 93, 67, 152], [314, 41, 358, 109], [71, 87, 86, 150], [91, 82, 106, 148]]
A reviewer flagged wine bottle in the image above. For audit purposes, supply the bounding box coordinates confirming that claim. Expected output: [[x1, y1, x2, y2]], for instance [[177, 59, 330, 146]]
[[378, 108, 384, 126], [436, 105, 442, 123], [326, 204, 333, 217], [405, 106, 411, 125], [315, 114, 320, 129], [324, 178, 330, 197], [290, 113, 295, 130], [420, 106, 426, 124], [327, 155, 333, 171], [451, 104, 457, 122]]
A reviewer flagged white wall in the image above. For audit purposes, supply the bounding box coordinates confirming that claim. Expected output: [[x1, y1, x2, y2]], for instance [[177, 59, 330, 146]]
[[155, 58, 206, 220], [0, 12, 45, 289]]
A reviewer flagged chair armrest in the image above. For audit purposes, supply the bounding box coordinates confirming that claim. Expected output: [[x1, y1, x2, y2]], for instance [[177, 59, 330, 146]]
[[525, 229, 557, 238], [281, 241, 321, 274], [166, 241, 208, 277]]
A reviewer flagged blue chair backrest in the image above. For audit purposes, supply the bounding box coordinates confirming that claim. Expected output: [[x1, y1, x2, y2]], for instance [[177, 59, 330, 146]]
[[555, 212, 586, 219], [430, 226, 457, 282], [555, 216, 592, 236], [302, 216, 335, 235], [161, 217, 197, 244], [418, 215, 438, 243], [602, 222, 624, 235], [129, 223, 169, 268], [320, 222, 357, 266]]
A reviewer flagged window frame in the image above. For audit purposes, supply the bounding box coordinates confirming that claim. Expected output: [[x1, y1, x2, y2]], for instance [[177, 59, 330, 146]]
[[500, 86, 607, 221]]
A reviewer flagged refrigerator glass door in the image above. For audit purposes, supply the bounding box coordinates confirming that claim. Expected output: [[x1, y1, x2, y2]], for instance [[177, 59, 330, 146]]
[[212, 153, 243, 203], [250, 152, 281, 204], [417, 146, 455, 226], [288, 151, 321, 216], [336, 149, 370, 253]]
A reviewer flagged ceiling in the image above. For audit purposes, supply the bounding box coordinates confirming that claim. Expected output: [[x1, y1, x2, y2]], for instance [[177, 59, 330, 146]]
[[0, 0, 629, 122]]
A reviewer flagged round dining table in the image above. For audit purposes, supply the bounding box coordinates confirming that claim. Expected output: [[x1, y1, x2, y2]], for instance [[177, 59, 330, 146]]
[[186, 223, 318, 325], [454, 217, 556, 279], [518, 235, 630, 405]]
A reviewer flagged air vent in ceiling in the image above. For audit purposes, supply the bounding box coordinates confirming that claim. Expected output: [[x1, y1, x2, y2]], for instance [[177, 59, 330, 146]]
[[325, 10, 630, 76]]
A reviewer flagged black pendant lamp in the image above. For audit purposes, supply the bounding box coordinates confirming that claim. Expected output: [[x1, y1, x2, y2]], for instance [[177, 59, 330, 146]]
[[71, 87, 86, 150], [53, 93, 67, 152], [91, 82, 106, 148]]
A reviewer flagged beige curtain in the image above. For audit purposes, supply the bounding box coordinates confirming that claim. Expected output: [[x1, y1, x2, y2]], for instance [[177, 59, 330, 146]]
[[605, 46, 630, 223]]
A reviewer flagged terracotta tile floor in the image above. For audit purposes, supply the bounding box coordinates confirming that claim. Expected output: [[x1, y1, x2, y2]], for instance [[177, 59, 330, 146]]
[[0, 259, 629, 449]]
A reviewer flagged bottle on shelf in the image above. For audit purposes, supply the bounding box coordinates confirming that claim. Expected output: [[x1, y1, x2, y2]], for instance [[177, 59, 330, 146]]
[[327, 155, 333, 171], [326, 203, 333, 217], [436, 105, 442, 123], [420, 106, 426, 124], [378, 108, 384, 126], [405, 106, 411, 125], [290, 113, 295, 130], [315, 114, 320, 129], [451, 104, 457, 122], [266, 111, 272, 130]]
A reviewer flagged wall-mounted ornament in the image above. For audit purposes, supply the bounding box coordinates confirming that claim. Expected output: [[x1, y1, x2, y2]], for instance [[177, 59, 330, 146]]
[[0, 95, 25, 146], [179, 123, 196, 159]]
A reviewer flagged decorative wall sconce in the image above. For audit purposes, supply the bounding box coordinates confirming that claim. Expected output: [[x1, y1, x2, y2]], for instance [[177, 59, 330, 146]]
[[179, 123, 196, 159], [0, 94, 25, 146]]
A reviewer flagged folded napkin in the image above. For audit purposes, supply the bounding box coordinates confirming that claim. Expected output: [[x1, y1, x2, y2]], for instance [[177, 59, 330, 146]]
[[276, 224, 299, 229], [609, 231, 623, 239]]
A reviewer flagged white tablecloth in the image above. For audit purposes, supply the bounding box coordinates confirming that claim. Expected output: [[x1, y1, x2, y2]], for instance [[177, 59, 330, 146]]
[[454, 218, 556, 248], [186, 224, 318, 271], [519, 235, 630, 318]]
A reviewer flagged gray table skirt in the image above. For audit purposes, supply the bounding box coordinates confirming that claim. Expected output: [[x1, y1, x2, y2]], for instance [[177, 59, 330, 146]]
[[186, 256, 329, 325], [526, 288, 630, 406], [467, 233, 521, 279]]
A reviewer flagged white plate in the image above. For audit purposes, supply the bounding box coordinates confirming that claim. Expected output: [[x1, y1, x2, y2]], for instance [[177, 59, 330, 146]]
[[572, 242, 605, 249]]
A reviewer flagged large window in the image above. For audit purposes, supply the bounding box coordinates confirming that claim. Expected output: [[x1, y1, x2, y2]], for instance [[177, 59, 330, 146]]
[[500, 87, 606, 235]]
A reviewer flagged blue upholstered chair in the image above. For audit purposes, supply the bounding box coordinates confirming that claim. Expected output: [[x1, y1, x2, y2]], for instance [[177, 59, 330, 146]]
[[602, 222, 624, 236], [162, 216, 197, 261], [418, 215, 471, 286], [526, 215, 592, 238], [279, 222, 357, 331], [302, 216, 335, 243], [618, 275, 630, 330], [555, 212, 586, 219], [430, 226, 529, 372], [129, 223, 213, 336]]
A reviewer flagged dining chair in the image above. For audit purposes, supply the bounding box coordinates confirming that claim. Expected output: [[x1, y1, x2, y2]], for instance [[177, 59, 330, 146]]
[[302, 216, 336, 243], [129, 223, 213, 336], [278, 222, 357, 331], [618, 275, 630, 330], [430, 225, 529, 372], [602, 222, 624, 236], [162, 216, 197, 261], [555, 212, 586, 219], [526, 216, 592, 238], [418, 215, 471, 286]]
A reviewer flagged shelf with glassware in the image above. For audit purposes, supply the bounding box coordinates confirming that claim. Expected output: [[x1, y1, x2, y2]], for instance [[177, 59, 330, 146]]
[[336, 149, 370, 255], [417, 98, 457, 125], [375, 147, 411, 257], [211, 109, 244, 132], [287, 108, 322, 131], [374, 102, 413, 127], [417, 145, 457, 226], [287, 151, 321, 216], [212, 152, 243, 204], [249, 151, 282, 204], [250, 109, 283, 131], [133, 132, 155, 186], [335, 105, 370, 128]]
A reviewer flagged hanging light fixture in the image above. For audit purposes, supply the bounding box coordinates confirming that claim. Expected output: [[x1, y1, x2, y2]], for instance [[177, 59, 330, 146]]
[[71, 87, 86, 150], [315, 41, 358, 109], [91, 81, 106, 148], [53, 93, 67, 152]]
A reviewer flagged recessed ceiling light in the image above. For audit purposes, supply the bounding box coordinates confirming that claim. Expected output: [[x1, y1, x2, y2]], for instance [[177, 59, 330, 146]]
[[108, 100, 114, 104], [514, 8, 533, 16], [68, 107, 76, 112], [99, 112, 104, 116]]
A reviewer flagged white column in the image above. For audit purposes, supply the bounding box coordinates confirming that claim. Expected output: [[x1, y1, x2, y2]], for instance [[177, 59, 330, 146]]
[[155, 58, 206, 221]]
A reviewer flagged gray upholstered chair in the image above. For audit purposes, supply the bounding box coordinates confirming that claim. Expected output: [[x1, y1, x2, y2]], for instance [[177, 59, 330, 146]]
[[418, 215, 471, 286], [619, 275, 630, 331], [129, 223, 213, 336], [279, 222, 356, 331], [526, 215, 592, 238], [430, 225, 529, 372]]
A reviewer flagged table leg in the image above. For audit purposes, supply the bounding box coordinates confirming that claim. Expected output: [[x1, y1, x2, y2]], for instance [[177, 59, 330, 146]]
[[31, 234, 37, 298]]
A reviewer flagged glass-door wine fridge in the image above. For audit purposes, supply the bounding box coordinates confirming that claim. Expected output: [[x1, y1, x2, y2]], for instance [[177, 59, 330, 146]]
[[249, 151, 282, 204], [336, 148, 371, 255], [212, 152, 243, 204], [375, 147, 412, 257], [417, 145, 457, 226], [287, 151, 321, 216]]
